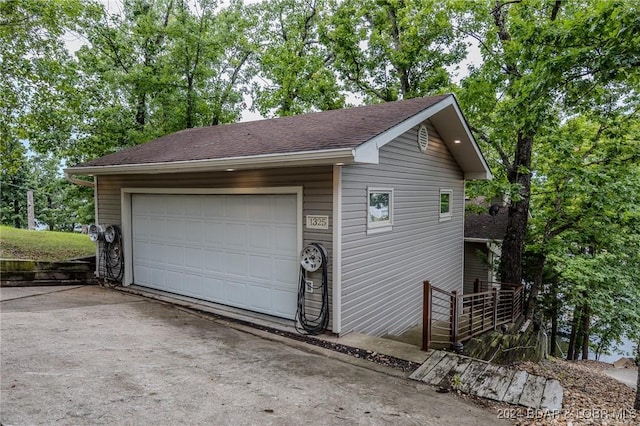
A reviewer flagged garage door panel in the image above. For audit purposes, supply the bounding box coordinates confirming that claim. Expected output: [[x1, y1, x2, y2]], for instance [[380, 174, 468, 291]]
[[272, 258, 298, 283], [273, 226, 297, 252], [273, 196, 297, 221], [203, 249, 224, 272], [225, 196, 247, 219], [203, 198, 224, 218], [166, 245, 184, 267], [203, 222, 224, 246], [132, 193, 299, 320], [226, 223, 246, 248], [184, 220, 203, 243], [183, 273, 204, 297], [248, 255, 272, 280], [202, 277, 225, 300], [271, 289, 298, 318], [225, 252, 247, 276], [226, 280, 247, 306], [246, 197, 272, 220], [248, 225, 271, 250], [183, 197, 202, 217]]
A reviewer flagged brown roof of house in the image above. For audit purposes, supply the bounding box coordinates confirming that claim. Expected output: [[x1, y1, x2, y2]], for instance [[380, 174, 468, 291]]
[[78, 95, 450, 168], [465, 201, 508, 241]]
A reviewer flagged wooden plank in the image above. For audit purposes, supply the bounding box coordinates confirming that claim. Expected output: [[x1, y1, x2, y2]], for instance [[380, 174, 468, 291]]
[[436, 356, 473, 389], [468, 364, 501, 397], [459, 361, 490, 394], [540, 379, 563, 411], [408, 350, 447, 381], [518, 374, 547, 408], [474, 366, 515, 402], [423, 354, 460, 385], [503, 370, 529, 405]]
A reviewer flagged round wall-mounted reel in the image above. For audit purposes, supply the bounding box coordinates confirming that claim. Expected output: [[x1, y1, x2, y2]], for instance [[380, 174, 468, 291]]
[[104, 225, 118, 243], [88, 224, 104, 242], [300, 244, 327, 272]]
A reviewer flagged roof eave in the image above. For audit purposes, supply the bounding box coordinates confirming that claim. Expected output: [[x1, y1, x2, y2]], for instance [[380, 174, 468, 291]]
[[464, 237, 504, 243], [65, 148, 356, 176]]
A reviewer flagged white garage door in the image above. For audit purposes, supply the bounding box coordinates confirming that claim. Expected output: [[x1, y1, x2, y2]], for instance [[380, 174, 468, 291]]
[[131, 193, 299, 319]]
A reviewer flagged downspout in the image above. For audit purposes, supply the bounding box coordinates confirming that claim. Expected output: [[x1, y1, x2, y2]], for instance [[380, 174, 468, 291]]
[[64, 171, 95, 188]]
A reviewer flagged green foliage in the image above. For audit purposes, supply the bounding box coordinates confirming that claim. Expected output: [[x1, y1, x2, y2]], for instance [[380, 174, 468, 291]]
[[322, 0, 463, 102], [252, 0, 344, 116], [0, 153, 94, 230], [0, 225, 95, 261]]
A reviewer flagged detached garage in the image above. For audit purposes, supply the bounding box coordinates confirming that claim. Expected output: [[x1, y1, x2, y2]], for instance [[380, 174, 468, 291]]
[[65, 94, 491, 337]]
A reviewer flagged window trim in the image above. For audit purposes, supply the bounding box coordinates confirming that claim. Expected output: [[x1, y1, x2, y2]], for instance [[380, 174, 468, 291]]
[[439, 189, 453, 221], [367, 187, 393, 234]]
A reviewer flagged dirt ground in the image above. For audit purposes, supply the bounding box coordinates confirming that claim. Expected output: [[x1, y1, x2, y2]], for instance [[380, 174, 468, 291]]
[[1, 285, 508, 425]]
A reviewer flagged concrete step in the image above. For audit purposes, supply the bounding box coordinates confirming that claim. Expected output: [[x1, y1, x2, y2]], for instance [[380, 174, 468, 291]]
[[409, 350, 563, 411]]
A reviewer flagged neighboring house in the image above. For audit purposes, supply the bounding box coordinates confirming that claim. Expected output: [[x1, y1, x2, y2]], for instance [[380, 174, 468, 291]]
[[463, 199, 508, 294], [65, 95, 491, 337]]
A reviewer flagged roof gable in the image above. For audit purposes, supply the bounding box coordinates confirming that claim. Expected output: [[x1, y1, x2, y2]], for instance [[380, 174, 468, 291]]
[[66, 94, 491, 180]]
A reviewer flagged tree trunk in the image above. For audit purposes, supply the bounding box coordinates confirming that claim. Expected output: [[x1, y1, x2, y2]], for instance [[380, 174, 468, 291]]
[[13, 197, 20, 228], [136, 92, 146, 130], [573, 319, 583, 361], [525, 253, 545, 319], [567, 308, 581, 361], [634, 342, 639, 410], [549, 282, 558, 357], [499, 133, 533, 287], [186, 76, 194, 129], [580, 303, 590, 360]]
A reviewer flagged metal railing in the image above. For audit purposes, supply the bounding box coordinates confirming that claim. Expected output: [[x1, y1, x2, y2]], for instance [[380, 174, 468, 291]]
[[422, 280, 524, 351]]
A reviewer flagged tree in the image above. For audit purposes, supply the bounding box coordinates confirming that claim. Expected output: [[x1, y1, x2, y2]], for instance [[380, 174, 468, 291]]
[[252, 0, 344, 116], [0, 0, 86, 226], [323, 0, 463, 103], [163, 0, 259, 127], [525, 112, 640, 359], [456, 0, 640, 302]]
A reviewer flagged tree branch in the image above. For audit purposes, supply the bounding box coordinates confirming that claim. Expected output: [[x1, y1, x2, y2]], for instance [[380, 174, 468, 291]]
[[469, 125, 513, 171], [550, 0, 562, 21], [492, 1, 521, 78]]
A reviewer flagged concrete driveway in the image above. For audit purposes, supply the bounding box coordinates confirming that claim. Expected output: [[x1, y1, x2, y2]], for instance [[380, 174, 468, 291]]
[[1, 286, 506, 425]]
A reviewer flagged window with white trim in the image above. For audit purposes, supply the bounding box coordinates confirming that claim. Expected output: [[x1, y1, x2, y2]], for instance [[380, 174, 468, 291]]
[[439, 189, 453, 220], [367, 188, 393, 233]]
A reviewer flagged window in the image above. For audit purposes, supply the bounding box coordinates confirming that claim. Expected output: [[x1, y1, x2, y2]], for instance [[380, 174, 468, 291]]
[[367, 188, 393, 233], [440, 189, 453, 220]]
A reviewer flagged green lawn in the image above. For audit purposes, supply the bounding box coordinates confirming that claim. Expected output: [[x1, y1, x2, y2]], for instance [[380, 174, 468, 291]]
[[0, 226, 96, 261]]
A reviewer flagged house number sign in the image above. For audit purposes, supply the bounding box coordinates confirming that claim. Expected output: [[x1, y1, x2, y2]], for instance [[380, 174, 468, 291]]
[[306, 215, 329, 230]]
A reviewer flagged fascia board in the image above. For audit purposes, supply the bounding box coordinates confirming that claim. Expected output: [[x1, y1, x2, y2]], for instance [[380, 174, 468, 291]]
[[65, 148, 355, 175], [464, 237, 503, 243], [465, 171, 493, 180]]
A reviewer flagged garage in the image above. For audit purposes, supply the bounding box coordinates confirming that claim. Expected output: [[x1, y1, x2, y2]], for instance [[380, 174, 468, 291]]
[[130, 192, 300, 319]]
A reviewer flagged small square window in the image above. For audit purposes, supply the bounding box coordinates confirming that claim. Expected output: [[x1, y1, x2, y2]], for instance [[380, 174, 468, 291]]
[[367, 188, 393, 233], [440, 189, 453, 220]]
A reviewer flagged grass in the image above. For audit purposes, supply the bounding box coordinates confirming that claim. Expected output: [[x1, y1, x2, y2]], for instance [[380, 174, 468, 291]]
[[0, 225, 96, 262]]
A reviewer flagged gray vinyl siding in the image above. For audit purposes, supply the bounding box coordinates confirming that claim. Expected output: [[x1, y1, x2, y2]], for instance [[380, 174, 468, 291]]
[[464, 242, 488, 294], [340, 121, 465, 336], [95, 166, 333, 329]]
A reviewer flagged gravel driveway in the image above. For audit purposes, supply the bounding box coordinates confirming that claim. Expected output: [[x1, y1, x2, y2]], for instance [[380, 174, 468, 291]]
[[1, 285, 506, 425]]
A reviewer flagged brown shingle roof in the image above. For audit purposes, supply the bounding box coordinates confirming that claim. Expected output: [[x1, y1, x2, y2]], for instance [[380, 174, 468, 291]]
[[77, 95, 450, 167], [465, 201, 508, 241]]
